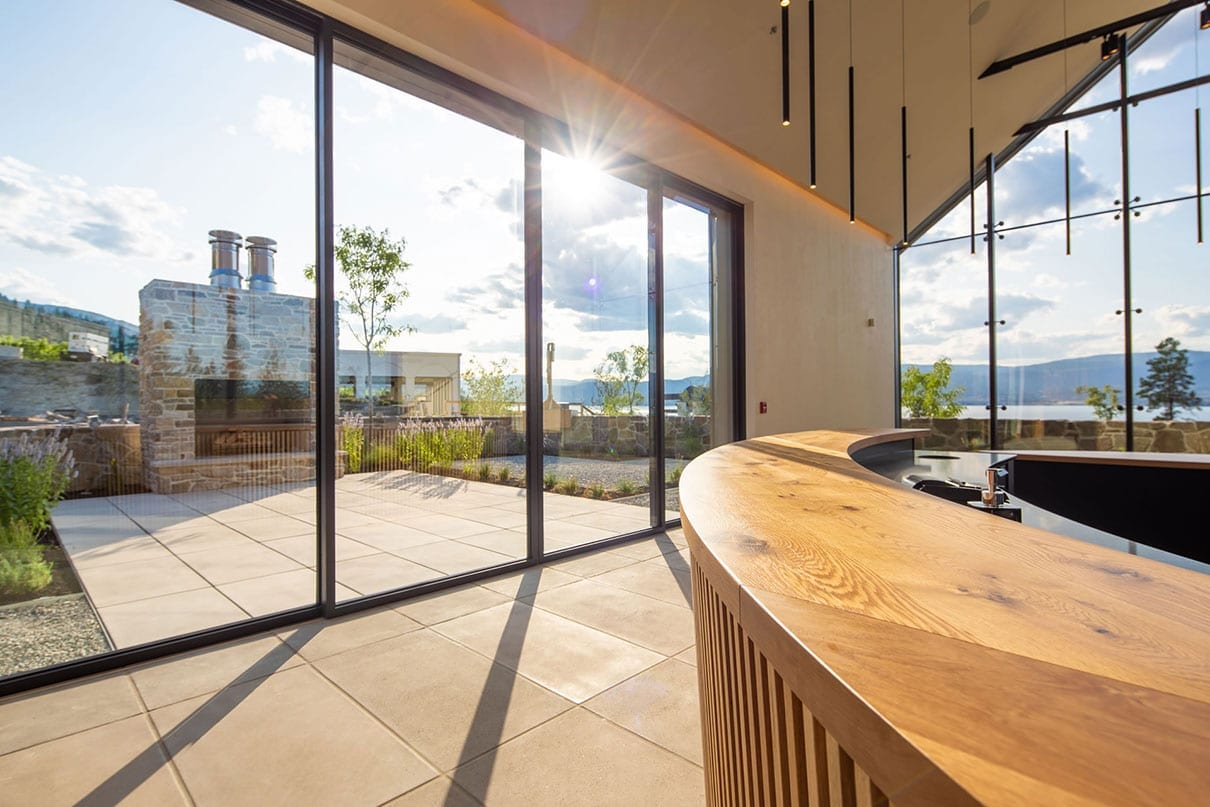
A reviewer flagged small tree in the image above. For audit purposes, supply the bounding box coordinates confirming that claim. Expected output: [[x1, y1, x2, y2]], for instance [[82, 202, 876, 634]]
[[901, 358, 965, 418], [1138, 337, 1202, 420], [1076, 384, 1120, 422], [306, 225, 412, 415], [678, 383, 712, 416], [462, 358, 521, 417], [594, 345, 649, 415]]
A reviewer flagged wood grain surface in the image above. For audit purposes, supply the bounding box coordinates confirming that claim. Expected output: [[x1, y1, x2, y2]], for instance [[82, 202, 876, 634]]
[[682, 429, 1210, 806]]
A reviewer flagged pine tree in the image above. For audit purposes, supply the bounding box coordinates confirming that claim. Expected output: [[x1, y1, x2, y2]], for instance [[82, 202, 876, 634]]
[[1137, 337, 1202, 421]]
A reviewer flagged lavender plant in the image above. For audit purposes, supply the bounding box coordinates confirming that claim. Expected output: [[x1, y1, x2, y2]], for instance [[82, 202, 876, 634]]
[[0, 430, 77, 531], [339, 413, 366, 474]]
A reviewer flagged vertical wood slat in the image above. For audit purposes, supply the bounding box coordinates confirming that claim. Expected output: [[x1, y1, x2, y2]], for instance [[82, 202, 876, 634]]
[[691, 555, 888, 807]]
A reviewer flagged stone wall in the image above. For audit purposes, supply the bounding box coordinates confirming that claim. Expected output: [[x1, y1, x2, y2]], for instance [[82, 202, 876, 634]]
[[0, 358, 139, 419], [139, 280, 316, 493], [905, 417, 1210, 454], [0, 423, 143, 496]]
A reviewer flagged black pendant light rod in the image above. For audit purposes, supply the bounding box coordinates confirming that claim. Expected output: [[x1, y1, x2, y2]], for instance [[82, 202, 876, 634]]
[[782, 1, 791, 126], [979, 0, 1203, 79], [1064, 129, 1072, 255], [1198, 107, 1205, 244], [808, 0, 817, 186], [969, 127, 976, 254], [848, 65, 855, 222], [901, 106, 909, 245]]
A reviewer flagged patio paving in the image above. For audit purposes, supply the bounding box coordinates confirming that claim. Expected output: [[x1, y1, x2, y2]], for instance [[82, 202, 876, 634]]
[[51, 470, 677, 649], [0, 530, 701, 805]]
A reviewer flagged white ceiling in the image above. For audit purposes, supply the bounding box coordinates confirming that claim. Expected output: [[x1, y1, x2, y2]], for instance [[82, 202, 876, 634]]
[[472, 0, 1160, 241]]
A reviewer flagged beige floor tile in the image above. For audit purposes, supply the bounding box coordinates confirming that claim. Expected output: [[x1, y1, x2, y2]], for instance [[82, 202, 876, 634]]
[[479, 567, 578, 599], [53, 497, 123, 517], [383, 776, 482, 806], [249, 492, 315, 515], [433, 602, 663, 703], [409, 513, 499, 540], [316, 630, 571, 772], [282, 608, 421, 661], [295, 508, 384, 529], [130, 635, 302, 711], [563, 510, 653, 535], [171, 491, 246, 515], [458, 505, 528, 530], [178, 541, 305, 585], [262, 533, 377, 565], [225, 514, 314, 541], [153, 521, 257, 554], [396, 541, 516, 575], [585, 658, 703, 765], [524, 579, 695, 656], [337, 553, 443, 596], [338, 521, 451, 554], [110, 493, 196, 517], [593, 560, 693, 609], [395, 583, 511, 626], [0, 714, 188, 806], [129, 513, 211, 534], [55, 519, 147, 551], [216, 568, 328, 617], [205, 502, 281, 523], [611, 533, 684, 561], [71, 534, 176, 569], [99, 588, 249, 648], [453, 528, 527, 556], [342, 500, 429, 522], [674, 645, 697, 667], [452, 708, 704, 806], [546, 548, 642, 578], [151, 665, 436, 806], [80, 555, 210, 608], [542, 520, 618, 551], [0, 674, 141, 755]]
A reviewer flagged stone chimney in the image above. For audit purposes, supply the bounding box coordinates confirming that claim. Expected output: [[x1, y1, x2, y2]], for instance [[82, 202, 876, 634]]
[[246, 236, 277, 292], [208, 230, 243, 288]]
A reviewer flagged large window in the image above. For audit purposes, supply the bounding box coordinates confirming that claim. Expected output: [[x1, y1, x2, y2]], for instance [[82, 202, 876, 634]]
[[0, 0, 743, 691], [900, 6, 1208, 453]]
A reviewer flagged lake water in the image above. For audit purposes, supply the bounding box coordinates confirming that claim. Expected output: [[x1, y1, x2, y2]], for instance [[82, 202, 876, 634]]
[[955, 405, 1100, 420]]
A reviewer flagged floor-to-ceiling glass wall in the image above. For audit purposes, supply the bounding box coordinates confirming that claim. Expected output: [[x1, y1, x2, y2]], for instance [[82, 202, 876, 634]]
[[539, 149, 653, 551], [901, 6, 1207, 453], [0, 0, 317, 679], [330, 42, 528, 599]]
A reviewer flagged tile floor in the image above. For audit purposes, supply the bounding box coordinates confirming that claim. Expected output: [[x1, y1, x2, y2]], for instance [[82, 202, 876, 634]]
[[51, 471, 677, 649], [0, 530, 703, 806]]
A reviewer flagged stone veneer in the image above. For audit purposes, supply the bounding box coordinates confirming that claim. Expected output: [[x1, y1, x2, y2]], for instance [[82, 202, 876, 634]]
[[139, 279, 318, 493], [905, 416, 1210, 453]]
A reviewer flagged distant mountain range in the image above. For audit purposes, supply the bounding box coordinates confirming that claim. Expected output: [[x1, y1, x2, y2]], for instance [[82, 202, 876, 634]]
[[0, 293, 139, 354], [905, 352, 1210, 405], [548, 375, 709, 407]]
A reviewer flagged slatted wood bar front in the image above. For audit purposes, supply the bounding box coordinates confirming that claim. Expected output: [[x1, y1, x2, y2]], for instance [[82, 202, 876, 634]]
[[680, 429, 1210, 806]]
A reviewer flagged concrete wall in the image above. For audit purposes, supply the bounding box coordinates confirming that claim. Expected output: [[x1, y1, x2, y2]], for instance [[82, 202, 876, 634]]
[[316, 0, 896, 438], [0, 358, 138, 419]]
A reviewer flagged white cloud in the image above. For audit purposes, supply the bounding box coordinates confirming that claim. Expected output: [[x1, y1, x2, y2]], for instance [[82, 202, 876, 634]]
[[223, 124, 238, 137], [0, 155, 186, 260], [0, 266, 75, 306], [254, 96, 310, 154], [243, 41, 309, 64]]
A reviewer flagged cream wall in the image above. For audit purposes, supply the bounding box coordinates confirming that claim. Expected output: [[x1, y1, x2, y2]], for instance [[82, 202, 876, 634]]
[[314, 0, 896, 437]]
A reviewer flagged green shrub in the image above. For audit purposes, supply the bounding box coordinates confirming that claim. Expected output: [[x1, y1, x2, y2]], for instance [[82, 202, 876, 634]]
[[0, 520, 52, 595], [340, 414, 365, 473], [497, 466, 511, 483], [477, 463, 493, 481], [0, 431, 76, 531], [616, 479, 636, 496], [667, 465, 684, 486], [363, 443, 402, 471], [0, 335, 67, 361], [543, 471, 557, 490], [589, 483, 605, 499], [556, 476, 579, 495]]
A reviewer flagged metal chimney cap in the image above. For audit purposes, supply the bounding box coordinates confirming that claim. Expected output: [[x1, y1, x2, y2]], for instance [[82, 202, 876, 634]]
[[245, 236, 277, 248], [208, 229, 243, 243]]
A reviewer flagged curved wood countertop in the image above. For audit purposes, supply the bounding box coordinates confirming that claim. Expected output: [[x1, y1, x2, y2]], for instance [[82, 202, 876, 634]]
[[680, 429, 1210, 806]]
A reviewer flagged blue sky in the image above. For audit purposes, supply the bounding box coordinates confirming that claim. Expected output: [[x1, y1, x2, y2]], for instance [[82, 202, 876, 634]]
[[0, 0, 712, 383], [901, 4, 1210, 371]]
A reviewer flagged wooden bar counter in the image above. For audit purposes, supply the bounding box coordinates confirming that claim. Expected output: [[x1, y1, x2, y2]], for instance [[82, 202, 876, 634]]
[[680, 429, 1210, 806]]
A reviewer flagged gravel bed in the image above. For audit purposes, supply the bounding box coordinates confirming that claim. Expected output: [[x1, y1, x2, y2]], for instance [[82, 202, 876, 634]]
[[0, 595, 111, 676]]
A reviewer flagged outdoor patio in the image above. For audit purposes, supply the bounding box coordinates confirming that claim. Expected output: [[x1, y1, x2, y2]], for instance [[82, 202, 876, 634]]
[[52, 471, 677, 649], [0, 529, 703, 805]]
